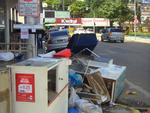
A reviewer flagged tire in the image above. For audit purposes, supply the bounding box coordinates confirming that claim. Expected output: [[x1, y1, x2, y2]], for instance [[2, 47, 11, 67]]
[[121, 40, 124, 43], [113, 40, 117, 43], [101, 37, 104, 42]]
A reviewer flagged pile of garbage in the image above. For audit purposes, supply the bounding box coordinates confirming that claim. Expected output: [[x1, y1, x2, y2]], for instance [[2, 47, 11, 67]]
[[66, 49, 144, 113], [39, 48, 149, 113]]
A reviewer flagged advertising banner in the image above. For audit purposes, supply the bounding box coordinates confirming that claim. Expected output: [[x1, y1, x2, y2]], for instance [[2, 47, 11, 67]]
[[81, 18, 110, 27], [56, 18, 81, 25], [16, 73, 35, 102]]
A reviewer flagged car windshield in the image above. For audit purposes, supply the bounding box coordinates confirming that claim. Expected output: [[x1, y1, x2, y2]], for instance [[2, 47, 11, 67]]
[[50, 30, 68, 37], [110, 29, 122, 32]]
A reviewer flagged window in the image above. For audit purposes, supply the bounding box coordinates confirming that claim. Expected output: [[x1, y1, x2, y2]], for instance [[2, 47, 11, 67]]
[[110, 29, 123, 32], [45, 11, 55, 18]]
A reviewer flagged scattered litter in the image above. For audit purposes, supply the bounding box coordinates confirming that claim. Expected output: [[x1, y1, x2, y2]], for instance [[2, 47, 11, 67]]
[[0, 52, 14, 61], [68, 108, 79, 113], [69, 87, 80, 108], [75, 99, 103, 113], [125, 90, 137, 96], [38, 51, 56, 58], [69, 70, 83, 87]]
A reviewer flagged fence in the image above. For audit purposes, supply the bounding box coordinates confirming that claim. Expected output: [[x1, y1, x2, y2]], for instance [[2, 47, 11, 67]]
[[0, 43, 33, 58]]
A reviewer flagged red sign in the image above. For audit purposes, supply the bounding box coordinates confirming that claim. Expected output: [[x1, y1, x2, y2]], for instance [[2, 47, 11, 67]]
[[133, 16, 139, 24], [56, 18, 81, 25], [24, 0, 32, 2], [16, 73, 35, 102]]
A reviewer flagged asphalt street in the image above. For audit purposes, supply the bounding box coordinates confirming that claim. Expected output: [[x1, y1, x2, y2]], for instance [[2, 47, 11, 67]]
[[94, 39, 150, 93]]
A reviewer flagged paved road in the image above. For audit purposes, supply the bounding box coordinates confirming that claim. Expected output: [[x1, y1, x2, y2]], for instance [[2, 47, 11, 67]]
[[94, 40, 150, 93]]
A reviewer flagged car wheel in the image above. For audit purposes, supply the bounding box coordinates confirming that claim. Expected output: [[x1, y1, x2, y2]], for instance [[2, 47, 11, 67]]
[[121, 40, 124, 43], [101, 37, 104, 42], [114, 40, 117, 43]]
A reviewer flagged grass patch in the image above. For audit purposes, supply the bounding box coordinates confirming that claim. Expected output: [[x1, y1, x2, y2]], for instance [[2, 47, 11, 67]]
[[128, 32, 150, 37]]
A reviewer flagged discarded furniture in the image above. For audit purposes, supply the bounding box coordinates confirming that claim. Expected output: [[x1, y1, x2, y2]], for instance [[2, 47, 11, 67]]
[[8, 57, 71, 113]]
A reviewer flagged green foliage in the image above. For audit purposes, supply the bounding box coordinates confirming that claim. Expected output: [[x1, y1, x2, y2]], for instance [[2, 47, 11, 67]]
[[42, 0, 134, 25], [43, 0, 60, 4], [69, 1, 87, 17], [95, 0, 133, 25]]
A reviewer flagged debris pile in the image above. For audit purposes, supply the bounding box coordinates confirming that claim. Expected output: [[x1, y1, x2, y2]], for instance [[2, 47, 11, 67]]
[[67, 49, 143, 113]]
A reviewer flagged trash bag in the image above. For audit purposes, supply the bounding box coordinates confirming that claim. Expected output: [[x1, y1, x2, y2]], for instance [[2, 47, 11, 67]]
[[69, 87, 80, 108], [69, 70, 83, 87], [68, 108, 79, 113], [75, 99, 103, 113], [67, 33, 98, 54], [0, 52, 14, 61]]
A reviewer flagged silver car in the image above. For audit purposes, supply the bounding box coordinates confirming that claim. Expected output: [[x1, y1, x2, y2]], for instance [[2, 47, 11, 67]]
[[46, 30, 69, 52], [101, 28, 124, 43]]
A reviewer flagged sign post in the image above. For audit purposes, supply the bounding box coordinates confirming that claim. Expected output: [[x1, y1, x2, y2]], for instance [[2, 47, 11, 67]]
[[18, 0, 40, 58]]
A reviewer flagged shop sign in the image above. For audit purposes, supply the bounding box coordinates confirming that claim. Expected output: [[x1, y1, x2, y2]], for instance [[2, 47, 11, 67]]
[[55, 11, 70, 18], [21, 28, 29, 39], [44, 18, 56, 23], [16, 73, 35, 102], [19, 0, 39, 3], [56, 18, 81, 25], [81, 18, 110, 27]]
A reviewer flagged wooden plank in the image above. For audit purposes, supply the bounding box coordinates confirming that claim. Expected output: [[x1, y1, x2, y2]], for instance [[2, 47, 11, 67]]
[[86, 71, 110, 102]]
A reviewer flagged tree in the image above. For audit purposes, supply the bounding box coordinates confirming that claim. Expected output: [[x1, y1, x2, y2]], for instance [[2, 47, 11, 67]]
[[69, 1, 87, 17], [96, 0, 133, 26]]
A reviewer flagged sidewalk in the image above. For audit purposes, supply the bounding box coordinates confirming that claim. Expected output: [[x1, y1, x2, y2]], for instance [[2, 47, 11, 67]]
[[125, 36, 150, 44]]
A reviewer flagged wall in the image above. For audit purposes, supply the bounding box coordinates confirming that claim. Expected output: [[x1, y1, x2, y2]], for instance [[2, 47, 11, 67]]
[[0, 68, 10, 113]]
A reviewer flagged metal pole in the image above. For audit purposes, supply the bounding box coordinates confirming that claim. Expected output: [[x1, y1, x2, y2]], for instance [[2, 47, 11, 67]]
[[62, 0, 65, 11], [93, 10, 96, 33], [25, 17, 37, 58], [134, 0, 137, 40], [4, 1, 10, 51]]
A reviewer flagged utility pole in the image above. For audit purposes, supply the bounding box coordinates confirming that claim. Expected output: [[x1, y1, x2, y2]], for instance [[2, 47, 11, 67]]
[[93, 9, 96, 33], [62, 0, 65, 11], [134, 0, 137, 40]]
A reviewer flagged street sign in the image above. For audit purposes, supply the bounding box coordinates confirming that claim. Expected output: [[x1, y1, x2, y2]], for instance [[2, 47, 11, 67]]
[[19, 3, 39, 16], [21, 28, 29, 39], [18, 0, 40, 17]]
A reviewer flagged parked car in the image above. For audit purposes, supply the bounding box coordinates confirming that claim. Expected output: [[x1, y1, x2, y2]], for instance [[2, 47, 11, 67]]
[[101, 28, 124, 43], [67, 33, 98, 54], [46, 30, 69, 52]]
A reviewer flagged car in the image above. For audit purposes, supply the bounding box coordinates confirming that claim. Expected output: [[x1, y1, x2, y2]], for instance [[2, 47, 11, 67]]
[[46, 30, 69, 52], [67, 33, 98, 54], [101, 28, 124, 43], [74, 28, 86, 34]]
